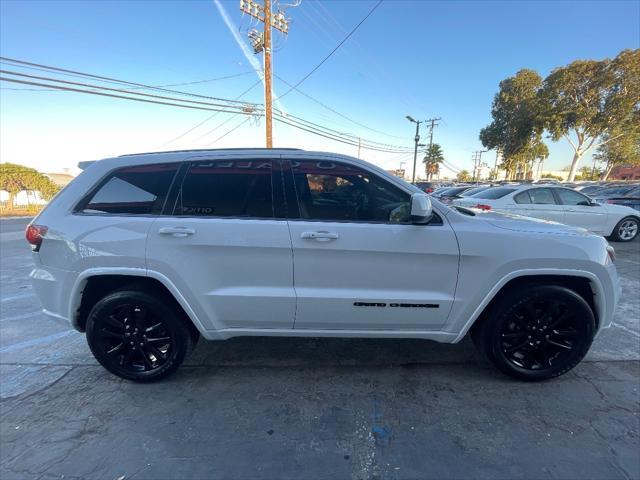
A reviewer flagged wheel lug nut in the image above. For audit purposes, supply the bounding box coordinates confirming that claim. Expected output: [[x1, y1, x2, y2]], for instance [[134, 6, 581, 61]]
[[130, 341, 134, 346]]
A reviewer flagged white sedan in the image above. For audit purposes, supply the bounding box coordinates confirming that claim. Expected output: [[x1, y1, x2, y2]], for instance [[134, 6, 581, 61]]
[[452, 185, 640, 242]]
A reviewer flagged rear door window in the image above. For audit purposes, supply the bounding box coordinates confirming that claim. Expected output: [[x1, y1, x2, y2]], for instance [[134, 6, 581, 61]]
[[527, 188, 556, 204], [80, 163, 179, 215], [173, 160, 274, 218]]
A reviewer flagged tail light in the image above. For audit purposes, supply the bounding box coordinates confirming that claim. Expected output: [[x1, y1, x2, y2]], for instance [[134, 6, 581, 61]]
[[426, 188, 434, 193], [607, 199, 614, 204], [25, 224, 48, 251], [474, 204, 492, 211]]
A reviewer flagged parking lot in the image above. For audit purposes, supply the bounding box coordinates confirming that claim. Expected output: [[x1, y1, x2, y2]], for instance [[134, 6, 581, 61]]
[[1, 216, 638, 479]]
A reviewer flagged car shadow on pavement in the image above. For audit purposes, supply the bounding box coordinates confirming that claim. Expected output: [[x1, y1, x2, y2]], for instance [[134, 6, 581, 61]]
[[185, 335, 483, 370]]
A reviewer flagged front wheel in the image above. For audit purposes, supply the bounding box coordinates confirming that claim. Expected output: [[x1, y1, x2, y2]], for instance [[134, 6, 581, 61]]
[[609, 216, 639, 242], [86, 289, 194, 382], [474, 285, 595, 381]]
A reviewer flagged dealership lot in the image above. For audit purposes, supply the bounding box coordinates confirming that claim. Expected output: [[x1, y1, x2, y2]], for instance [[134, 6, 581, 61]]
[[1, 217, 638, 479]]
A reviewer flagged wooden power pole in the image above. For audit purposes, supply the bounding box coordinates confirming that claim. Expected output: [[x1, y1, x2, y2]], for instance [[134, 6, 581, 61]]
[[263, 0, 273, 148], [240, 0, 289, 148]]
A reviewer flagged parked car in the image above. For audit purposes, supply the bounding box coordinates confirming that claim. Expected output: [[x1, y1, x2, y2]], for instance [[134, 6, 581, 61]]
[[433, 186, 475, 203], [28, 149, 620, 382], [575, 184, 606, 194], [458, 185, 493, 197], [596, 185, 640, 212], [592, 184, 640, 203], [414, 181, 437, 193], [453, 185, 640, 242]]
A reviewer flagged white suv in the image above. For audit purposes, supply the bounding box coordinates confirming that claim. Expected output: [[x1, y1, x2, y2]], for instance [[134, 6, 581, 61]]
[[27, 149, 621, 382]]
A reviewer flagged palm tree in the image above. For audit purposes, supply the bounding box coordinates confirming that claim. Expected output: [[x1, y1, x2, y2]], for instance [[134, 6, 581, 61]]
[[423, 144, 444, 181]]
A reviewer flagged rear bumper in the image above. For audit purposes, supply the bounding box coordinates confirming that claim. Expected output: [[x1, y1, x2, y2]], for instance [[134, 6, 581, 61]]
[[30, 261, 78, 328]]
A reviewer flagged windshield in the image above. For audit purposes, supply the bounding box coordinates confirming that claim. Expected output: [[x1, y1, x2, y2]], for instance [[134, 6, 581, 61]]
[[468, 187, 517, 199]]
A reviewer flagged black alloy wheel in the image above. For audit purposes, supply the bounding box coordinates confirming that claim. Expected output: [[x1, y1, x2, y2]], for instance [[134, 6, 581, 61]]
[[86, 289, 194, 382], [474, 285, 595, 381]]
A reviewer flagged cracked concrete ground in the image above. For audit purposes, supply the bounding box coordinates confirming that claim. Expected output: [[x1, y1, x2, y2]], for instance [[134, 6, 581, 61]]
[[1, 217, 639, 480]]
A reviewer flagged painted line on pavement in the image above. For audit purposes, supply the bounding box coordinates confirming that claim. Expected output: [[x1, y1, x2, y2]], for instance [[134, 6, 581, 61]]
[[1, 292, 36, 303], [0, 311, 42, 322], [0, 330, 75, 354]]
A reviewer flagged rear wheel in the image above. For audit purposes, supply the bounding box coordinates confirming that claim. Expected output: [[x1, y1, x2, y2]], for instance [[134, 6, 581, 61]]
[[474, 285, 595, 381], [610, 216, 639, 242], [86, 289, 194, 382]]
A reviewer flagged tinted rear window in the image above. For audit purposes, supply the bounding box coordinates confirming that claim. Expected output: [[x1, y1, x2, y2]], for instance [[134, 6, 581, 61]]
[[80, 163, 179, 215], [469, 187, 516, 199], [174, 160, 274, 218]]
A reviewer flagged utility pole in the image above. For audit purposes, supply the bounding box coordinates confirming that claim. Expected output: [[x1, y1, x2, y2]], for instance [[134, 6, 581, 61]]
[[426, 117, 441, 150], [240, 0, 289, 148], [406, 115, 422, 183], [263, 0, 273, 148], [472, 150, 486, 183]]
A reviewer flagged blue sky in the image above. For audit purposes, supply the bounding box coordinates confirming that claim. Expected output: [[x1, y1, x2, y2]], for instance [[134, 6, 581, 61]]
[[1, 0, 638, 176]]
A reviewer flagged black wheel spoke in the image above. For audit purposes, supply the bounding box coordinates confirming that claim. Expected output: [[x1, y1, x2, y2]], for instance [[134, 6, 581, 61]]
[[545, 338, 573, 350], [105, 315, 125, 330], [139, 347, 154, 370], [502, 331, 527, 339], [145, 322, 163, 334], [146, 336, 171, 345], [106, 342, 124, 355], [121, 348, 134, 367], [553, 329, 577, 338], [547, 311, 571, 330], [100, 328, 124, 340], [147, 344, 167, 361], [504, 338, 530, 353]]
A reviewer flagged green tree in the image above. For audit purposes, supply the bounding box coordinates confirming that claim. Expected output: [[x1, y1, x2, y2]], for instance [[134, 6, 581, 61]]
[[593, 115, 640, 180], [0, 163, 60, 210], [480, 69, 546, 177], [456, 170, 472, 182], [540, 49, 640, 181], [423, 143, 444, 181]]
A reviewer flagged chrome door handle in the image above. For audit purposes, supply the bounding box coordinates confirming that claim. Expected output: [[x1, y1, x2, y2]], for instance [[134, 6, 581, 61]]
[[158, 226, 196, 238], [300, 231, 339, 240]]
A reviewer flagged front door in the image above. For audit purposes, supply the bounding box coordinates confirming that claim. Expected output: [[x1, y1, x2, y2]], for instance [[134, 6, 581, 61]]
[[283, 158, 459, 331], [146, 156, 295, 331]]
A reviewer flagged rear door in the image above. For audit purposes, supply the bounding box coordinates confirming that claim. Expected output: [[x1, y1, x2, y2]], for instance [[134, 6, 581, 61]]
[[146, 156, 295, 331], [513, 188, 566, 223], [554, 187, 607, 233], [283, 158, 459, 331]]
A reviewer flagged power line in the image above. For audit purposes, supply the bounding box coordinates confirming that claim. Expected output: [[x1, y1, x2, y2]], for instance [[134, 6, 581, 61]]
[[275, 0, 383, 101], [1, 70, 255, 92], [0, 61, 414, 154], [206, 117, 252, 146], [0, 56, 254, 105], [0, 70, 259, 112], [161, 79, 263, 148], [273, 73, 406, 140], [0, 76, 259, 116]]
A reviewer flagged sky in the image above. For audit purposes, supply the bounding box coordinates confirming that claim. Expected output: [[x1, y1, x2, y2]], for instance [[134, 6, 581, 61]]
[[1, 0, 638, 178]]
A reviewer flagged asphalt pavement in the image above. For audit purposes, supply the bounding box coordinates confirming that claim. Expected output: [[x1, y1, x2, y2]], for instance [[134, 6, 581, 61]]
[[1, 217, 638, 480]]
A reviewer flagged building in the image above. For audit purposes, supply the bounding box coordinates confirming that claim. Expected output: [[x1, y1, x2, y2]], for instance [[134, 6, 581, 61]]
[[610, 164, 640, 181], [45, 172, 75, 187]]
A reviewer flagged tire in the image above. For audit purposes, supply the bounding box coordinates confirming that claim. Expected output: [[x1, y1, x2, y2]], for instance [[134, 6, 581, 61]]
[[86, 289, 194, 382], [609, 216, 639, 242], [474, 285, 595, 381]]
